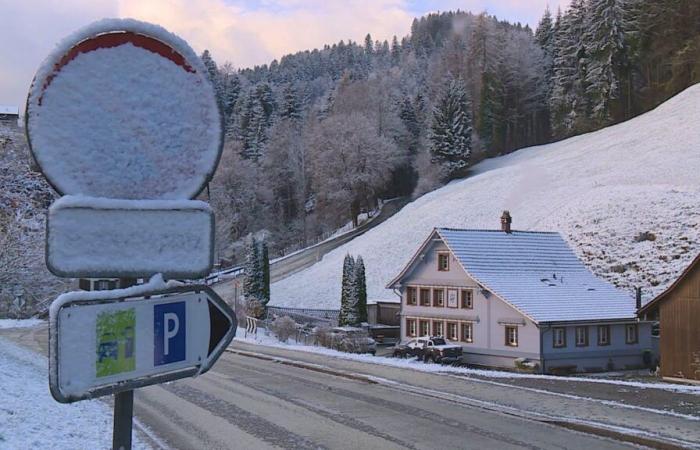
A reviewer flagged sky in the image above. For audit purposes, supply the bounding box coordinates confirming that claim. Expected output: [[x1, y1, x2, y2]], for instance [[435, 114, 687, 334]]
[[0, 0, 571, 112]]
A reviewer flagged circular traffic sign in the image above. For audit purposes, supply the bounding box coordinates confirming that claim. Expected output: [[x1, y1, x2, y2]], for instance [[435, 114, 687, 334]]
[[25, 19, 223, 200]]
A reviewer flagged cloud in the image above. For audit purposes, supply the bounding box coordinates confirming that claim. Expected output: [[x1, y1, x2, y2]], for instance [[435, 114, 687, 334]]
[[117, 0, 414, 68]]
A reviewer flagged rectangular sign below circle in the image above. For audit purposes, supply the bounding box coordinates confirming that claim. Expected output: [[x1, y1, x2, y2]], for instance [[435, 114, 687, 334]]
[[49, 284, 235, 403], [46, 196, 214, 279]]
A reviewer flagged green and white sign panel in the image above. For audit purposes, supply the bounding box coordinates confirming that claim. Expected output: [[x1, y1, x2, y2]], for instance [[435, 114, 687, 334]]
[[49, 284, 235, 403]]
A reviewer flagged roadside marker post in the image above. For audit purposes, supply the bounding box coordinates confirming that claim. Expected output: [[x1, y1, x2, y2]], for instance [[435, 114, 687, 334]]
[[26, 19, 228, 450]]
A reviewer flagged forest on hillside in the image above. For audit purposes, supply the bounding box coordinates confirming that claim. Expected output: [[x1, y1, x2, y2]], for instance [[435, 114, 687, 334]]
[[203, 0, 700, 265]]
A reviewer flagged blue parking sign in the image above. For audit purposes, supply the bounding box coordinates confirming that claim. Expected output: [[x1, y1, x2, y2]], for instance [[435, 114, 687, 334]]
[[154, 302, 186, 366]]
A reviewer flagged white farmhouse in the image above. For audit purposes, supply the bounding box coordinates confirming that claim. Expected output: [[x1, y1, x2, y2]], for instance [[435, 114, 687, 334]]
[[386, 212, 653, 374]]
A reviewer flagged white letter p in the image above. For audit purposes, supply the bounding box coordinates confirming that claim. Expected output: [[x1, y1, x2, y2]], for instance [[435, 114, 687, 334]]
[[164, 312, 179, 356]]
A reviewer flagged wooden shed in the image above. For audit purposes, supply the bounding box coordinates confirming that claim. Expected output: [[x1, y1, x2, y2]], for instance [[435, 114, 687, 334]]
[[639, 254, 700, 383]]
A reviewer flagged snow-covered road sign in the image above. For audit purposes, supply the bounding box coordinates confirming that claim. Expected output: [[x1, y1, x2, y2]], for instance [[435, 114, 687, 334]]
[[46, 196, 214, 279], [49, 283, 236, 403], [25, 19, 222, 200]]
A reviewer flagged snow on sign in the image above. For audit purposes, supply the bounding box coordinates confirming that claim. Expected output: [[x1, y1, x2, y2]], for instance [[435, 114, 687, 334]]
[[49, 280, 236, 403], [25, 18, 222, 200], [46, 196, 214, 278]]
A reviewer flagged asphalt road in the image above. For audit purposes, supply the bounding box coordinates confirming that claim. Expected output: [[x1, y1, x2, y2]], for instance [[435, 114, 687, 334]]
[[134, 347, 631, 450], [3, 325, 698, 450]]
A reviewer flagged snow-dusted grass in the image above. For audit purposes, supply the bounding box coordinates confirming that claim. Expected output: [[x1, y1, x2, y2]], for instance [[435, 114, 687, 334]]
[[235, 329, 700, 395], [0, 337, 151, 450], [271, 84, 700, 308], [0, 319, 44, 329]]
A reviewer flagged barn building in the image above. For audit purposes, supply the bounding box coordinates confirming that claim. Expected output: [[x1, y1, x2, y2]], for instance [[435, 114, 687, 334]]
[[638, 254, 700, 383]]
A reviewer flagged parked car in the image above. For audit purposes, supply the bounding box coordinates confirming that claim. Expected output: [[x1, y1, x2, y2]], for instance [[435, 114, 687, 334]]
[[393, 336, 462, 364], [329, 327, 377, 355]]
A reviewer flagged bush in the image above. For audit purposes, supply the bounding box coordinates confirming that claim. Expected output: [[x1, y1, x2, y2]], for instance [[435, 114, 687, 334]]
[[245, 298, 266, 319], [314, 325, 334, 348], [270, 316, 298, 343]]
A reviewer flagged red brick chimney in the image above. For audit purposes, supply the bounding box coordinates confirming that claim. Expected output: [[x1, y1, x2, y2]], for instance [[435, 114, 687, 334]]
[[501, 211, 512, 233]]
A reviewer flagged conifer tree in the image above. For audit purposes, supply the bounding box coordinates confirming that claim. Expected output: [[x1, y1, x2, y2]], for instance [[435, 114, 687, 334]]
[[354, 256, 367, 324], [585, 0, 628, 124], [243, 236, 262, 302], [429, 78, 473, 179], [260, 239, 270, 307], [280, 84, 302, 121], [339, 254, 357, 326]]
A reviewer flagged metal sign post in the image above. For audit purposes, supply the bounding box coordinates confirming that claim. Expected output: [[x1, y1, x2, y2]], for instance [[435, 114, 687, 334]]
[[26, 18, 226, 450]]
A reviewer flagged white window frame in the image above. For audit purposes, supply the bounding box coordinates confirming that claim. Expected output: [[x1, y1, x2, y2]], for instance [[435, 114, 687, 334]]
[[553, 327, 566, 348], [505, 326, 518, 347]]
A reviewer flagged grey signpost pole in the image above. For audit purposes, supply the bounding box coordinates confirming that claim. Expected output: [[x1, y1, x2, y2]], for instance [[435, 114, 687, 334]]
[[113, 390, 134, 450], [113, 278, 136, 450]]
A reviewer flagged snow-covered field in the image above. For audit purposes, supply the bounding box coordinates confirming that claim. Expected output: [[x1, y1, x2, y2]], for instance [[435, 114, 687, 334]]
[[0, 335, 151, 450], [271, 83, 700, 308]]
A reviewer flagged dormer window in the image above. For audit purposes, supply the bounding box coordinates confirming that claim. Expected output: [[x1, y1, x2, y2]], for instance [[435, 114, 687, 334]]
[[438, 252, 449, 271]]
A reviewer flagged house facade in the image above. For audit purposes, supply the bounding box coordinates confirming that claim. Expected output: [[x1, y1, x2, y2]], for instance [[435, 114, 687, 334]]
[[387, 216, 652, 373], [639, 253, 700, 383]]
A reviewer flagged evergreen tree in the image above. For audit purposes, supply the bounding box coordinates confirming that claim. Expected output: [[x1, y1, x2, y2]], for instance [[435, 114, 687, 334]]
[[200, 50, 223, 106], [390, 35, 401, 65], [280, 84, 302, 121], [354, 256, 367, 324], [222, 74, 241, 121], [584, 0, 628, 124], [339, 254, 357, 326], [260, 238, 270, 306], [243, 236, 262, 302], [364, 33, 374, 55], [429, 78, 473, 179], [535, 6, 556, 103], [550, 0, 591, 136]]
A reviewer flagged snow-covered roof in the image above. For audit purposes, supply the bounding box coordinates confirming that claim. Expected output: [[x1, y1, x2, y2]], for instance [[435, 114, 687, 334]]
[[0, 105, 19, 115], [394, 228, 637, 323]]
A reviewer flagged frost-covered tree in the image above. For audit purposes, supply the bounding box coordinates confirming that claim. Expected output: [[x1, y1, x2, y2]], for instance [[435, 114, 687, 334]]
[[280, 84, 302, 121], [353, 256, 367, 324], [260, 239, 270, 307], [584, 0, 628, 123], [550, 0, 591, 136], [429, 78, 472, 179], [243, 236, 263, 302], [339, 254, 358, 326]]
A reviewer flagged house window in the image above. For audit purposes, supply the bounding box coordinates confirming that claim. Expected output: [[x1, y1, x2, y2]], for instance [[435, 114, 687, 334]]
[[433, 288, 445, 307], [420, 288, 431, 306], [438, 253, 449, 271], [625, 324, 638, 344], [96, 280, 111, 290], [461, 322, 473, 343], [419, 320, 430, 337], [575, 326, 588, 347], [447, 322, 459, 341], [406, 318, 417, 337], [447, 289, 459, 308], [553, 327, 566, 348], [505, 326, 518, 347], [461, 290, 473, 309], [432, 320, 444, 337], [597, 325, 610, 346], [406, 287, 417, 305]]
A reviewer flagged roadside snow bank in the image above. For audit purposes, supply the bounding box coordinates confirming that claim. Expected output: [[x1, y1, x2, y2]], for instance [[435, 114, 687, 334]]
[[235, 330, 700, 395], [0, 319, 44, 329], [0, 337, 150, 449]]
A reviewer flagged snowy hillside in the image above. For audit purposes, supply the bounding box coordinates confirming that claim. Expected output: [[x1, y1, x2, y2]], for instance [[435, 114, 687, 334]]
[[271, 83, 700, 309]]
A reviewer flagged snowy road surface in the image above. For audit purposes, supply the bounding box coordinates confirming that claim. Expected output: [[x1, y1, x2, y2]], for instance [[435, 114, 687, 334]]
[[3, 323, 698, 449]]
